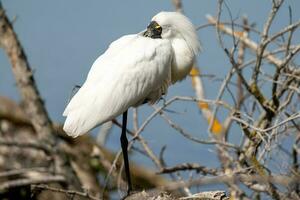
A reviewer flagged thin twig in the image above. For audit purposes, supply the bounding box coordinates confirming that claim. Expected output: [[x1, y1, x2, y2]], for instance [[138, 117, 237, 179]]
[[32, 184, 100, 200]]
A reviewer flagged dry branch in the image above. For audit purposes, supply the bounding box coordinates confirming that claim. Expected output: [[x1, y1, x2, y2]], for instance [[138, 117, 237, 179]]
[[0, 4, 53, 142], [206, 15, 300, 68], [32, 184, 100, 200], [0, 3, 95, 198]]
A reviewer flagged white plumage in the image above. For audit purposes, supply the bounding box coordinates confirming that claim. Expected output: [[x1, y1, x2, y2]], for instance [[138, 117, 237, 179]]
[[63, 11, 200, 137]]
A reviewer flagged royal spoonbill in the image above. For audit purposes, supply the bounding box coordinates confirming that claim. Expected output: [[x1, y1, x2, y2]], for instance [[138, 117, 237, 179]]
[[63, 11, 200, 194]]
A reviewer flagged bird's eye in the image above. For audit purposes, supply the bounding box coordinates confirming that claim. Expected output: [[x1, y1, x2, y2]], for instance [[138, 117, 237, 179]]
[[154, 24, 162, 35], [155, 25, 161, 30]]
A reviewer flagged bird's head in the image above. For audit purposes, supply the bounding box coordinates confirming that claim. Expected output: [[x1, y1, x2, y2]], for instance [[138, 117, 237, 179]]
[[143, 11, 200, 55]]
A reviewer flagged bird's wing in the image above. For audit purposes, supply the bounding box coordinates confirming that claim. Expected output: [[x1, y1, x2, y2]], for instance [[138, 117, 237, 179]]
[[63, 35, 172, 137]]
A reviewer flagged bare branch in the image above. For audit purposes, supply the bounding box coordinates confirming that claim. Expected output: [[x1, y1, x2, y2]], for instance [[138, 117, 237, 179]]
[[158, 163, 218, 176], [32, 184, 100, 200], [0, 176, 65, 191], [0, 4, 53, 143]]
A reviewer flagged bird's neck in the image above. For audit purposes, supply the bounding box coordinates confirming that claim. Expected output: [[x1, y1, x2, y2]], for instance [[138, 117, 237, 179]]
[[171, 38, 195, 83]]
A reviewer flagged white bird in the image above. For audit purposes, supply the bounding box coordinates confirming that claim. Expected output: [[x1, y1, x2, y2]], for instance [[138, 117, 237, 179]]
[[63, 11, 200, 194]]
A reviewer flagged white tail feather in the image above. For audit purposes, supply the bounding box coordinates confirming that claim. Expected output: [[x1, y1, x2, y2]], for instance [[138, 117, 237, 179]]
[[63, 111, 86, 138]]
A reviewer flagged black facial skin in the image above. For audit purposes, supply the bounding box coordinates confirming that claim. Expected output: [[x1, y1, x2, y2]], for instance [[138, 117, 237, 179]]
[[143, 21, 162, 39]]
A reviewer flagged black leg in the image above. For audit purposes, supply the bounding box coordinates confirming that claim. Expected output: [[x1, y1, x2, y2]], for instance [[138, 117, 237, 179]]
[[120, 110, 132, 195]]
